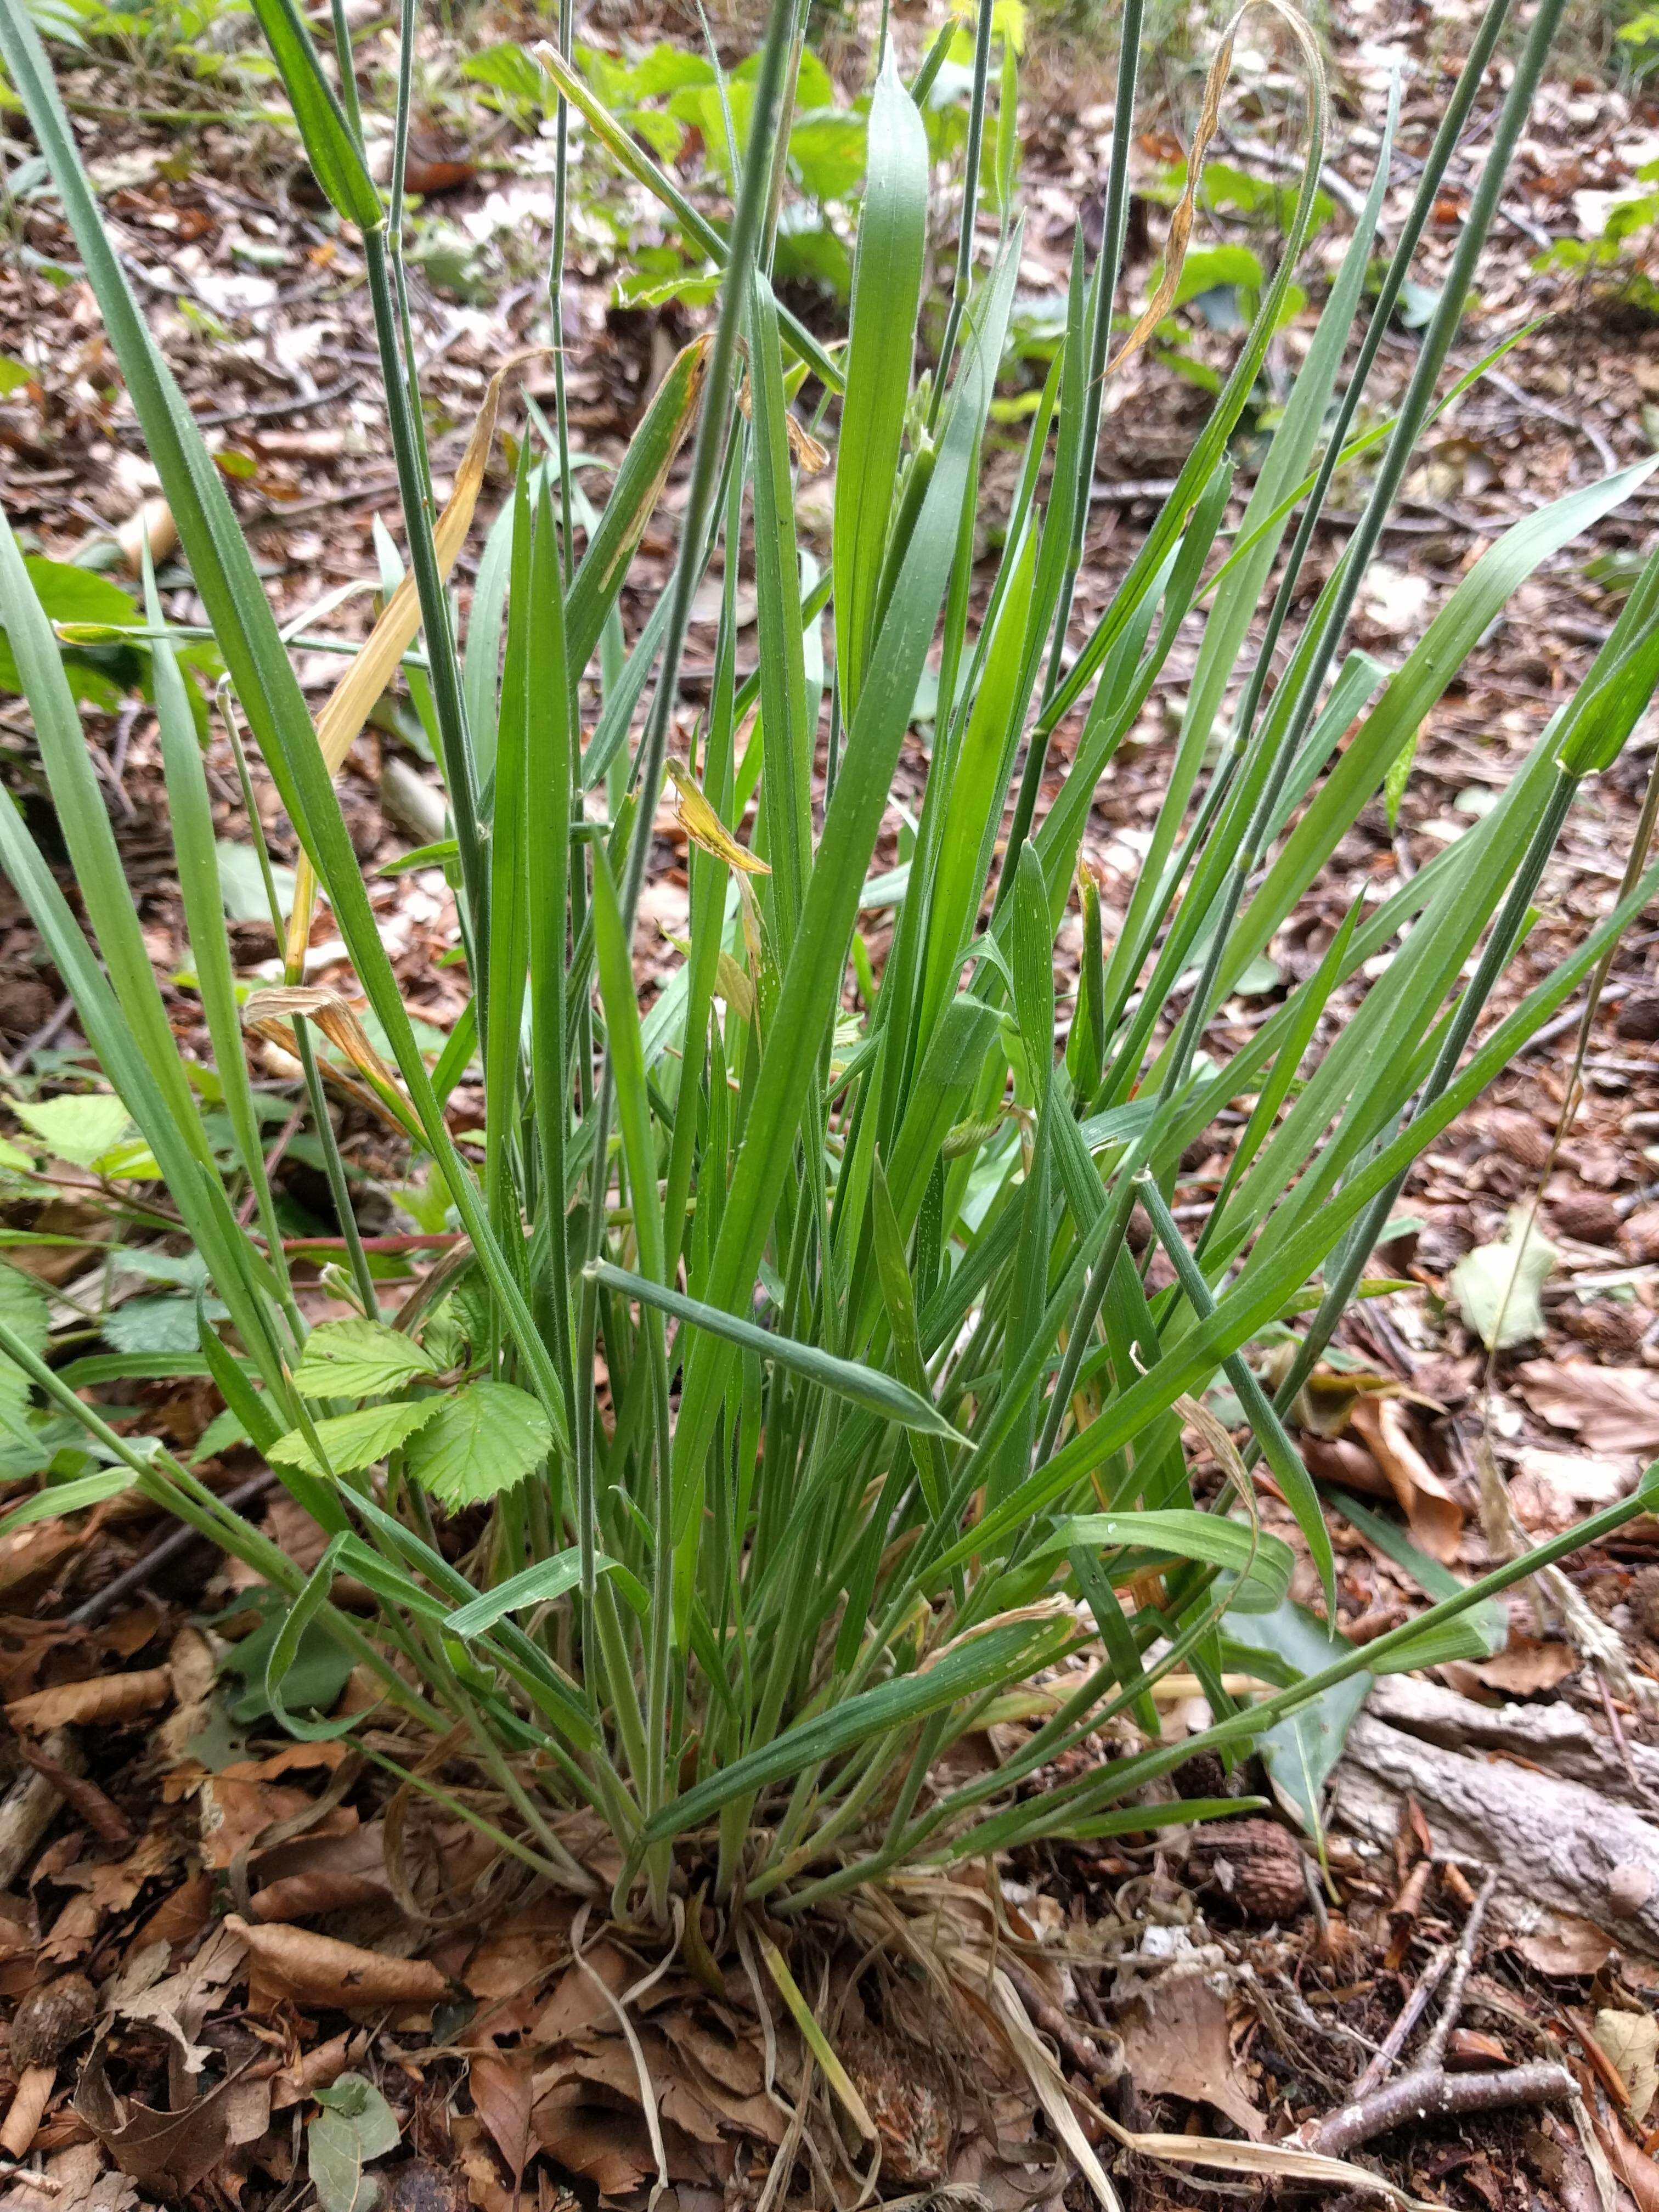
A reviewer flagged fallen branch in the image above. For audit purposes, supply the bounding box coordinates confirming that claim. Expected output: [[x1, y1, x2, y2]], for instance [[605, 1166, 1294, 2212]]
[[1301, 1868, 1577, 2158], [1311, 2061, 1576, 2158]]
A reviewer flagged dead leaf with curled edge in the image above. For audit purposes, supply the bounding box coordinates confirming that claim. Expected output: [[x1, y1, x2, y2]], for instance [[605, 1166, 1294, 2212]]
[[227, 1914, 451, 2012], [242, 986, 422, 1141], [1111, 1968, 1263, 2141], [1347, 1393, 1463, 1564], [735, 377, 830, 472], [76, 2032, 272, 2198], [284, 349, 547, 969], [7, 1667, 173, 1734], [1519, 1360, 1659, 1456]]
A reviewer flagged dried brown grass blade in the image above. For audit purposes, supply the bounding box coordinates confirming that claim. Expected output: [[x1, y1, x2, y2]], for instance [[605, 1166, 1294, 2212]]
[[283, 351, 543, 970], [1109, 0, 1324, 375]]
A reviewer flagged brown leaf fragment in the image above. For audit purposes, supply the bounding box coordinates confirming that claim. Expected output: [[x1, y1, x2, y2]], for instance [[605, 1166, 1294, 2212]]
[[1348, 1395, 1463, 1562], [1519, 1361, 1659, 1455], [530, 2080, 654, 2198], [1112, 1968, 1263, 2138], [0, 2141, 138, 2212], [7, 1668, 172, 1734], [16, 1739, 132, 1845], [0, 2065, 55, 2157], [1456, 1637, 1579, 1695], [75, 2033, 271, 2197], [133, 1870, 213, 1954], [469, 2049, 534, 2185], [227, 1914, 450, 2011]]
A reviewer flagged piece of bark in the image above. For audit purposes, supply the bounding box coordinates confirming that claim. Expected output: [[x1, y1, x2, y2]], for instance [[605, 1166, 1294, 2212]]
[[1332, 1712, 1659, 1955], [1366, 1674, 1659, 1805], [0, 1730, 81, 1888]]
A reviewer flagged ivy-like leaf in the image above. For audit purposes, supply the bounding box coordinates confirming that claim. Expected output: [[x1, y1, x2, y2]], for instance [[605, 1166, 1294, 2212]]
[[269, 1396, 441, 1477], [293, 1316, 439, 1401], [405, 1380, 551, 1511]]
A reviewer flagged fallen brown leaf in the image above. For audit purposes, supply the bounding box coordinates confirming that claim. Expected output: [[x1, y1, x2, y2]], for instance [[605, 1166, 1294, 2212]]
[[1455, 1637, 1578, 1696], [1594, 2114, 1659, 2212], [0, 2141, 137, 2212], [75, 2033, 270, 2197], [114, 496, 175, 574], [469, 2049, 533, 2185], [227, 1915, 450, 2010], [7, 1667, 172, 1734], [1519, 1361, 1659, 1455], [0, 2065, 55, 2157], [16, 1738, 131, 1844], [1113, 1967, 1262, 2138], [248, 1820, 393, 1922], [133, 1871, 213, 1954]]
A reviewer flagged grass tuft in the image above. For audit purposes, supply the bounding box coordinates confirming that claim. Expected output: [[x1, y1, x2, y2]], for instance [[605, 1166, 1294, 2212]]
[[0, 0, 1655, 1920]]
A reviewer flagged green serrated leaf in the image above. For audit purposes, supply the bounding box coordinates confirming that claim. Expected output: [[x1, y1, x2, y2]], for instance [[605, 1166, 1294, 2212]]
[[13, 1092, 132, 1167], [405, 1380, 552, 1511], [293, 1317, 439, 1401], [270, 1396, 441, 1477]]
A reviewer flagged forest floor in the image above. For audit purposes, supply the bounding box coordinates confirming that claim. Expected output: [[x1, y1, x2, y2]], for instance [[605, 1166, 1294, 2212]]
[[7, 0, 1659, 2203]]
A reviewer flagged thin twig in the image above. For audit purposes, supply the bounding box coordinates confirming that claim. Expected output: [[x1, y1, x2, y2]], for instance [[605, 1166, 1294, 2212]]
[[1348, 1945, 1453, 2101], [1422, 1870, 1497, 2072], [66, 1469, 277, 1628]]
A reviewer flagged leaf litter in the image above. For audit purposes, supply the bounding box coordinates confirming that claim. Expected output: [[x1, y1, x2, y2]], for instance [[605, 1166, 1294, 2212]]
[[4, 0, 1659, 2199]]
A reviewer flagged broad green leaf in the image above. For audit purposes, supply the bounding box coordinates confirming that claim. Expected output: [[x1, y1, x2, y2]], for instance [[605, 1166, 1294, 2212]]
[[1450, 1207, 1556, 1350], [405, 1380, 552, 1510], [13, 1093, 132, 1167], [0, 1261, 48, 1361], [310, 2076, 401, 2212], [270, 1397, 442, 1477], [293, 1317, 440, 1400], [1224, 1600, 1370, 1832], [103, 1294, 227, 1356]]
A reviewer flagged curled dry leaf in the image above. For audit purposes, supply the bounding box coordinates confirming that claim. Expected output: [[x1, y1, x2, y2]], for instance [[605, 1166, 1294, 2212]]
[[283, 348, 548, 969], [1454, 1637, 1578, 1696], [1111, 1965, 1264, 2139], [17, 1737, 131, 1845], [1596, 2008, 1659, 2124], [1347, 1395, 1463, 1564], [0, 2066, 55, 2158], [75, 2032, 271, 2197], [114, 495, 176, 575], [7, 1666, 172, 1734], [664, 760, 770, 875], [133, 1870, 215, 1954], [1591, 2111, 1659, 2212], [227, 1914, 450, 2011]]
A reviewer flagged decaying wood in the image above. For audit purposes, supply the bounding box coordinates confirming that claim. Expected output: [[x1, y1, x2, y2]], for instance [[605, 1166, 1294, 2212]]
[[1366, 1674, 1659, 1804], [1331, 1709, 1659, 1954], [1311, 2059, 1577, 2158], [0, 1730, 81, 1889]]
